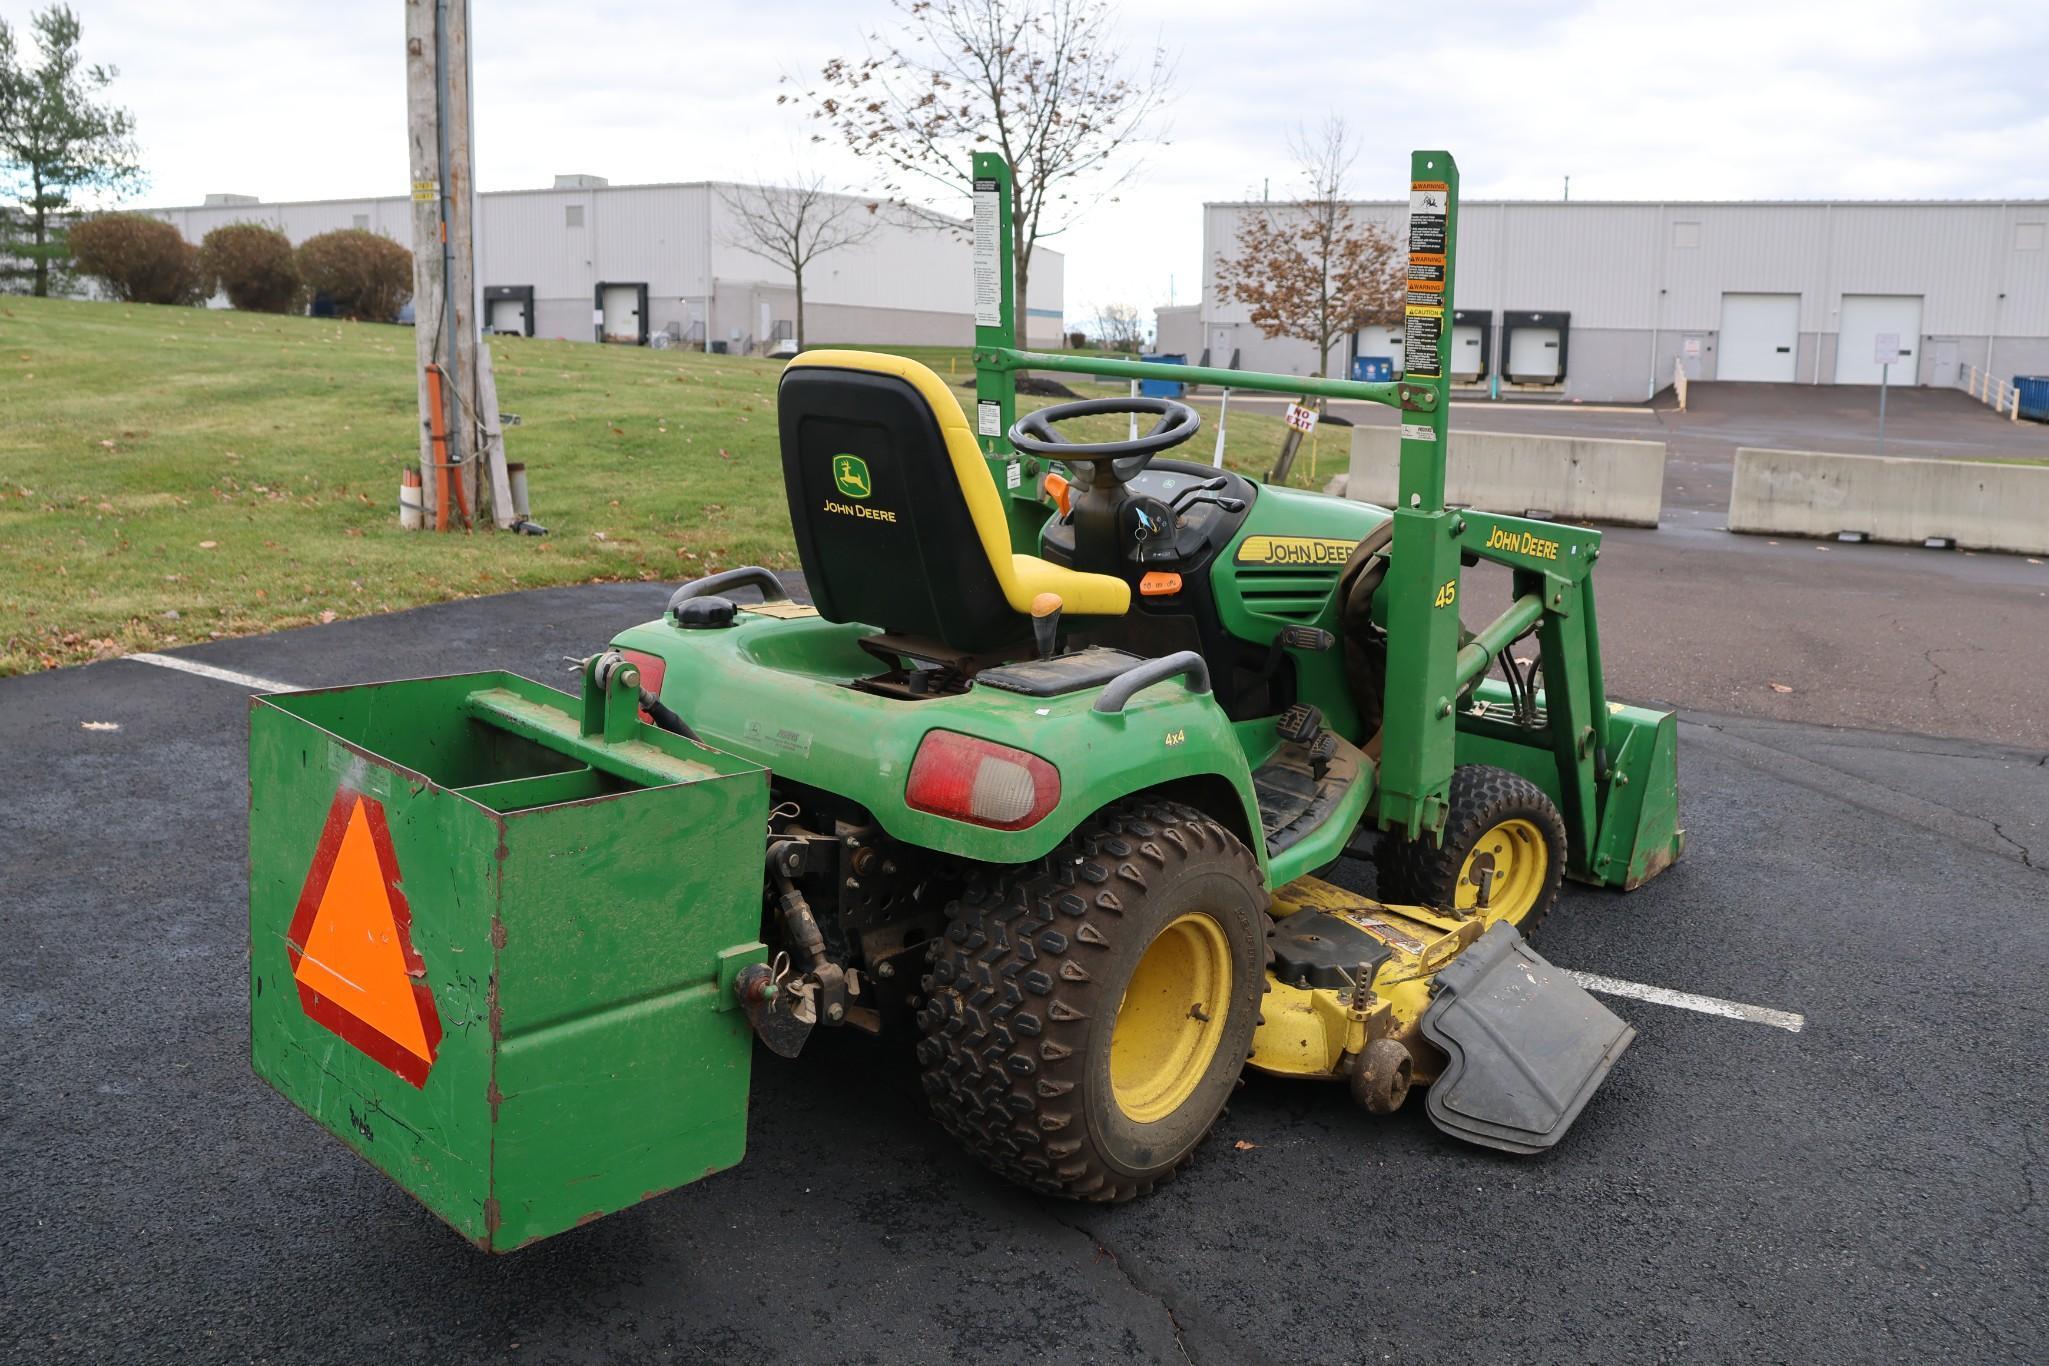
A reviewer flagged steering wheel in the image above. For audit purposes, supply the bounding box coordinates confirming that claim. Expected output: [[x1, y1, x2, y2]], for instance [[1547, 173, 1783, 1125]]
[[1007, 397, 1201, 487]]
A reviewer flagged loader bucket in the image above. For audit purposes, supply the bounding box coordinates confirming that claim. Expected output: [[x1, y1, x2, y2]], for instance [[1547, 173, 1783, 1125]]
[[249, 670, 769, 1251]]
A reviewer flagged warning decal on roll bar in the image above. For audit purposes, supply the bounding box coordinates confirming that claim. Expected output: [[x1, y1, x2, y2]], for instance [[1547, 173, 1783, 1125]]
[[1408, 182, 1447, 255], [1405, 180, 1449, 378], [1404, 305, 1444, 379], [972, 178, 1002, 328]]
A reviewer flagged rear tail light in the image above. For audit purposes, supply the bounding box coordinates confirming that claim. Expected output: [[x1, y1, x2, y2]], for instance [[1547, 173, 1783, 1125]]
[[905, 731, 1060, 830]]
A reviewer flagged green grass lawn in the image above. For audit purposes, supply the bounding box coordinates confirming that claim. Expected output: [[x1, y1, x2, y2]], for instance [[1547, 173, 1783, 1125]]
[[0, 296, 1321, 675]]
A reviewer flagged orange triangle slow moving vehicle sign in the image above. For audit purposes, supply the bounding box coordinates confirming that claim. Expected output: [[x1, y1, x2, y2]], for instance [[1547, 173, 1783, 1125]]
[[283, 789, 442, 1088]]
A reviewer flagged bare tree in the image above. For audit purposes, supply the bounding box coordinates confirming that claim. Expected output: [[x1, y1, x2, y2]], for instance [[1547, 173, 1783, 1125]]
[[783, 0, 1171, 331], [1213, 117, 1401, 483], [1089, 301, 1143, 352], [718, 176, 884, 350]]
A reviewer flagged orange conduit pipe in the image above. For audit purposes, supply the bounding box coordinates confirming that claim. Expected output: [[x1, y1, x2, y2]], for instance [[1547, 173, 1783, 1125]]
[[425, 365, 451, 531], [424, 365, 474, 530]]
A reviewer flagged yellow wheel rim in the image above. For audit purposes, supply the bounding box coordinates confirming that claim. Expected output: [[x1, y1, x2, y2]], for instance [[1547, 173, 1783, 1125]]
[[1456, 818, 1548, 924], [1110, 913, 1232, 1125]]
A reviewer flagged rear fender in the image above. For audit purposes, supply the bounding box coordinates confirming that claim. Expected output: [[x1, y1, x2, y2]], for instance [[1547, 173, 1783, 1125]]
[[609, 615, 1268, 874]]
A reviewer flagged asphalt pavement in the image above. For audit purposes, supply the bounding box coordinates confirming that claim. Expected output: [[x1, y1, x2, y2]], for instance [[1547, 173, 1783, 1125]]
[[4, 583, 2045, 1365]]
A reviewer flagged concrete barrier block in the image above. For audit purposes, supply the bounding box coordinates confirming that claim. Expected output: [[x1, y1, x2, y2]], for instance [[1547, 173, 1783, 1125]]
[[1346, 426, 1664, 527], [1727, 447, 2049, 555]]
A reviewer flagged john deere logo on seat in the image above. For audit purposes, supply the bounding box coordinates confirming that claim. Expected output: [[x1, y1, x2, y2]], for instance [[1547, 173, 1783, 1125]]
[[832, 455, 872, 499]]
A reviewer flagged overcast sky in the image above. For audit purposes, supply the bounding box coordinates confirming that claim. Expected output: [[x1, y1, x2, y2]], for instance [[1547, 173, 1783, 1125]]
[[11, 0, 2049, 329]]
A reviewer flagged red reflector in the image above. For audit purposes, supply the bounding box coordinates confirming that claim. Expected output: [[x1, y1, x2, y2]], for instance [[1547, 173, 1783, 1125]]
[[618, 649, 666, 694], [905, 731, 1060, 830], [618, 649, 666, 723]]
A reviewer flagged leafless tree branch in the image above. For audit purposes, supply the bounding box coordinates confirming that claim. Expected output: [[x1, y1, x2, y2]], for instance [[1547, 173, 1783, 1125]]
[[781, 0, 1174, 333], [718, 175, 885, 350]]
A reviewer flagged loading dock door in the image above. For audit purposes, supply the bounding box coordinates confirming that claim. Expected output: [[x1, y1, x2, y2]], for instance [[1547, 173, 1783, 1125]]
[[1506, 327, 1561, 384], [1834, 295, 1922, 385], [488, 297, 528, 335], [1355, 323, 1403, 375], [1716, 293, 1799, 382], [1449, 324, 1484, 382], [599, 283, 647, 345], [1206, 325, 1237, 369]]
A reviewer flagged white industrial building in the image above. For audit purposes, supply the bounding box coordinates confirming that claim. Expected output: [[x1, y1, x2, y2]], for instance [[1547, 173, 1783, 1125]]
[[145, 175, 1065, 351], [1159, 198, 2049, 402]]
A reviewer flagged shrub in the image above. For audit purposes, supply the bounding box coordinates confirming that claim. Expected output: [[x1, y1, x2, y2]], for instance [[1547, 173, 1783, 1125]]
[[67, 214, 204, 305], [1065, 329, 1088, 350], [295, 229, 413, 322], [200, 223, 301, 313]]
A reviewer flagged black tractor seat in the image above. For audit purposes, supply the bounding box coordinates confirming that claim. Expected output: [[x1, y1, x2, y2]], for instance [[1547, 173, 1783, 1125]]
[[777, 351, 1130, 655]]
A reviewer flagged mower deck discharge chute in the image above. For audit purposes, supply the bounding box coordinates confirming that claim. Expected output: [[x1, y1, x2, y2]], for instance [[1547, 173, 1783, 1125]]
[[248, 150, 1683, 1248]]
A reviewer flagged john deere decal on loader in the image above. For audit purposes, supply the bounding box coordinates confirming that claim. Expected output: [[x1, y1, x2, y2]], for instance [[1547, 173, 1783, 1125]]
[[250, 150, 1681, 1250]]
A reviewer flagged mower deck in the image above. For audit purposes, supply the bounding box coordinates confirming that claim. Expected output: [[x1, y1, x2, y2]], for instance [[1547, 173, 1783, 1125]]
[[1253, 874, 1633, 1151]]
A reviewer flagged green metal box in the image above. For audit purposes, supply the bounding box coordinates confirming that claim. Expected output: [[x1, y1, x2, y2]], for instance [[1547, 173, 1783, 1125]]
[[249, 672, 768, 1251]]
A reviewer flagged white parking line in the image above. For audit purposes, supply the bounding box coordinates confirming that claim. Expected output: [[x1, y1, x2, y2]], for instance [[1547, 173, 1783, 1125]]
[[125, 652, 297, 693], [1568, 970, 1806, 1033]]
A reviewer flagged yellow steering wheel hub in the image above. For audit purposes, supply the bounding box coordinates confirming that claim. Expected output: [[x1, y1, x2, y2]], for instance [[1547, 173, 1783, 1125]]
[[1110, 913, 1232, 1124], [1457, 818, 1548, 923]]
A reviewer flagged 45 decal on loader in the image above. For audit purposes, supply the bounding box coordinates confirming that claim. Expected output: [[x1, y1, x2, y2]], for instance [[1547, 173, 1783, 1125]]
[[249, 149, 1680, 1251]]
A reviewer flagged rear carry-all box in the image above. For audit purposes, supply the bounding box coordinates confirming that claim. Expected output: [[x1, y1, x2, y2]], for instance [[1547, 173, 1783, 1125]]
[[249, 670, 768, 1251]]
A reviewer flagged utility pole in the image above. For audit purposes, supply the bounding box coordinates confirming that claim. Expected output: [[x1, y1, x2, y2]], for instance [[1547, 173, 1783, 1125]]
[[405, 0, 503, 530]]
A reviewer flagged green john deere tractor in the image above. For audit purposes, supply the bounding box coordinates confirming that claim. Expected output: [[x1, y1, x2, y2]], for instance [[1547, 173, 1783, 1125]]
[[249, 150, 1683, 1250]]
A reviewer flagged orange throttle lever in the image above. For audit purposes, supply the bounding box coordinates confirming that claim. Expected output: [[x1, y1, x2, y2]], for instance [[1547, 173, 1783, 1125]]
[[1042, 470, 1073, 518]]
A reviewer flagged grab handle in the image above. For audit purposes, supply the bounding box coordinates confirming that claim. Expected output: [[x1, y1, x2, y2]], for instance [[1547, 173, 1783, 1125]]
[[1093, 651, 1211, 714]]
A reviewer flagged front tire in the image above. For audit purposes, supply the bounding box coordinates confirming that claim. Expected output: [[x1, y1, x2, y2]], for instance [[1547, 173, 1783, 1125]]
[[1376, 765, 1567, 936], [916, 799, 1268, 1202]]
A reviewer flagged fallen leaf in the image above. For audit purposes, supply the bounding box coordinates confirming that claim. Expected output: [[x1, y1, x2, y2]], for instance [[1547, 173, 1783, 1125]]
[[1768, 682, 1794, 694], [318, 609, 337, 624], [1233, 1140, 1258, 1151], [198, 540, 218, 549]]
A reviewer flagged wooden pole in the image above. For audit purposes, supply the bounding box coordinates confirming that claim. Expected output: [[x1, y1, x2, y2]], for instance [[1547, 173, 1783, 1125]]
[[404, 0, 486, 528]]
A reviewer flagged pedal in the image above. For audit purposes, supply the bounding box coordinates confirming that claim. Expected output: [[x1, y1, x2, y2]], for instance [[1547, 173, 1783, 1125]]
[[1308, 731, 1339, 781], [1275, 703, 1323, 745], [1278, 625, 1335, 652]]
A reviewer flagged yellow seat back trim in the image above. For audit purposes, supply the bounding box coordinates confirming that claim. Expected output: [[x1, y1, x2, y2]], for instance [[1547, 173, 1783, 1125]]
[[786, 350, 1129, 617]]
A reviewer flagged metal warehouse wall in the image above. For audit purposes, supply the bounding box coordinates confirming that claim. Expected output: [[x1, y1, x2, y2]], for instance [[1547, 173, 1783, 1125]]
[[143, 182, 1063, 349], [1198, 198, 2049, 402]]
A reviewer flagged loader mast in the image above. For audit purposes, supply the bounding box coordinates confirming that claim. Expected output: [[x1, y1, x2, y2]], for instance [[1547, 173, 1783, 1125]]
[[1375, 150, 1462, 839]]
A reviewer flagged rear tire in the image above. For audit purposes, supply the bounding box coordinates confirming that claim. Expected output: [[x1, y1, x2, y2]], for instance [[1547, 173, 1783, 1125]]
[[915, 799, 1268, 1202], [1375, 765, 1566, 937]]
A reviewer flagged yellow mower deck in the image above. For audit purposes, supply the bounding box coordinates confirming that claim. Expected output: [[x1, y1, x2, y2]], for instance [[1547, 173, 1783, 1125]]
[[1248, 875, 1635, 1153], [1251, 877, 1479, 1087]]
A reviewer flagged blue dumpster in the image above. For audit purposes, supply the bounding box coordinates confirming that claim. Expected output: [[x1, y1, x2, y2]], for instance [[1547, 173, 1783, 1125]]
[[2015, 376, 2049, 423], [1138, 353, 1186, 397], [1352, 355, 1394, 382]]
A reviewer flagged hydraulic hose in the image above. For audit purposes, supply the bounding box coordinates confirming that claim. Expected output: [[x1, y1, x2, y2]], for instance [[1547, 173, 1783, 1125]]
[[637, 688, 699, 741]]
